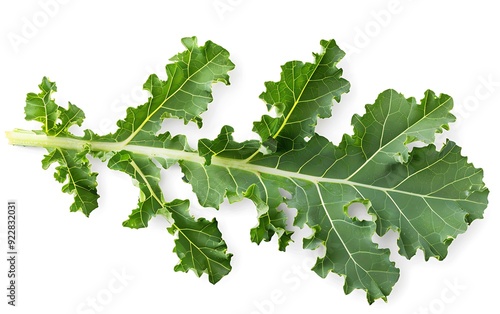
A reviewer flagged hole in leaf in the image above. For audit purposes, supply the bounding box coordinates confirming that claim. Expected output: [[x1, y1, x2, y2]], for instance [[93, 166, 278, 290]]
[[346, 202, 372, 221], [159, 117, 201, 149], [406, 140, 426, 151], [372, 229, 398, 249], [278, 188, 292, 199]]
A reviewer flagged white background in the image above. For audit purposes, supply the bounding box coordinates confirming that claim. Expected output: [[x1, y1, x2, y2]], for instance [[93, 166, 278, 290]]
[[1, 1, 498, 313]]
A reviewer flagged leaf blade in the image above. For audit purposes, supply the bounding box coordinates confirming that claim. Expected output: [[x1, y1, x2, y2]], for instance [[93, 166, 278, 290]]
[[162, 200, 232, 284], [254, 39, 350, 152]]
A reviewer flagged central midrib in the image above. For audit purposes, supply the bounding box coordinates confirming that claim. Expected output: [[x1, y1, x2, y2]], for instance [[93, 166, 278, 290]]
[[6, 131, 468, 203], [128, 144, 472, 203], [6, 130, 472, 206]]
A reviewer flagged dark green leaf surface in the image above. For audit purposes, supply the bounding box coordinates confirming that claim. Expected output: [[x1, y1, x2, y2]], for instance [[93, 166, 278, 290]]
[[24, 77, 59, 134], [24, 77, 98, 216], [108, 151, 165, 228], [254, 39, 350, 151], [42, 147, 98, 216], [108, 37, 235, 144], [162, 200, 232, 284]]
